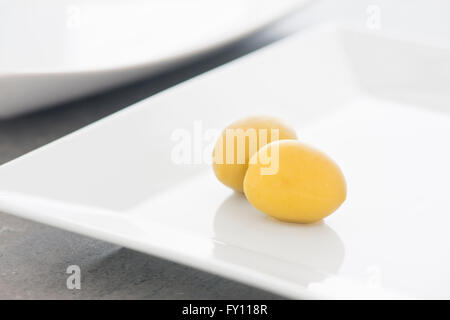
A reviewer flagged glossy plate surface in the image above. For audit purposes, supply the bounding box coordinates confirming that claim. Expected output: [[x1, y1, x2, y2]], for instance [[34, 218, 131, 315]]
[[1, 25, 450, 299]]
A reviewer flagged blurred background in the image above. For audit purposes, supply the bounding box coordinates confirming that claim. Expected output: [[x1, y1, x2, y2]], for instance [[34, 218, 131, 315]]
[[0, 0, 449, 299]]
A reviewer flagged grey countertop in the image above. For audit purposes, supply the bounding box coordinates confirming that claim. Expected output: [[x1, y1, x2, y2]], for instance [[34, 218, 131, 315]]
[[1, 0, 447, 299]]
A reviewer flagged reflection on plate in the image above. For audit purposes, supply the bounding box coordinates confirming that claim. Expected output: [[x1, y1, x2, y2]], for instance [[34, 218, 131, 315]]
[[214, 193, 345, 286]]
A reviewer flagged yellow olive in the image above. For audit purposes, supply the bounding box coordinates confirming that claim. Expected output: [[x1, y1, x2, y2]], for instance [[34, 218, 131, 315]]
[[243, 140, 346, 223], [212, 116, 297, 192]]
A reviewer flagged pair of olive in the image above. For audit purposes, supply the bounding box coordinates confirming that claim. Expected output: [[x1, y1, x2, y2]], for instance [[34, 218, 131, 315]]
[[212, 116, 346, 224]]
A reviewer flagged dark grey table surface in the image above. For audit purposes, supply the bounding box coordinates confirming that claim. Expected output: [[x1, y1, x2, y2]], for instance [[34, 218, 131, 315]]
[[1, 0, 446, 299]]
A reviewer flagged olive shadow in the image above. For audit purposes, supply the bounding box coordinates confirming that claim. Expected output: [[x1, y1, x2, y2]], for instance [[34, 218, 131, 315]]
[[213, 193, 345, 287]]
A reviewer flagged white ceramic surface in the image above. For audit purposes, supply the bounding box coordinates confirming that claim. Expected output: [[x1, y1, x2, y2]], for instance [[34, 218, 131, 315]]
[[1, 24, 450, 299], [0, 0, 308, 118]]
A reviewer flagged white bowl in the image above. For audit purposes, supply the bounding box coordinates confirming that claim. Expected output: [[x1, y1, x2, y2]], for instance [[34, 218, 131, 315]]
[[0, 0, 308, 118]]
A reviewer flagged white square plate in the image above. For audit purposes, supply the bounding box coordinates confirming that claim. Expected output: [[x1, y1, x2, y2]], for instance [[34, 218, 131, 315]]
[[1, 24, 450, 299]]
